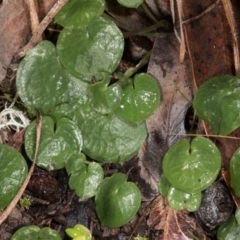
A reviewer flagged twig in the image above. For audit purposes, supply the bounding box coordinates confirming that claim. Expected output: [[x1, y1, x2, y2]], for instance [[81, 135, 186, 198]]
[[170, 0, 185, 62], [222, 0, 240, 76], [176, 0, 185, 62], [15, 0, 69, 59], [25, 0, 41, 35], [122, 50, 152, 80], [0, 114, 42, 225], [183, 0, 222, 24], [23, 193, 50, 205], [167, 133, 240, 140]]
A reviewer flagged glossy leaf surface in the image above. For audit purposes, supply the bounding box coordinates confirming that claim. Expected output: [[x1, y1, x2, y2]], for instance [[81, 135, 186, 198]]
[[167, 186, 202, 212], [193, 75, 240, 135], [55, 0, 105, 27], [11, 225, 62, 240], [65, 152, 86, 175], [65, 224, 92, 240], [57, 17, 124, 81], [0, 144, 27, 210], [230, 147, 240, 197], [163, 137, 221, 193], [95, 173, 141, 228], [117, 0, 143, 8], [25, 116, 82, 171], [69, 162, 104, 199], [73, 103, 147, 163], [115, 73, 160, 123], [16, 41, 71, 116], [88, 72, 122, 114]]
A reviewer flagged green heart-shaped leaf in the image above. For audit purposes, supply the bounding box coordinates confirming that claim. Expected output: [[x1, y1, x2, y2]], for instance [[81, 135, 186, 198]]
[[230, 147, 240, 197], [57, 17, 124, 81], [55, 0, 105, 27], [95, 173, 141, 228], [69, 162, 104, 199], [168, 186, 202, 212], [88, 72, 122, 114], [117, 0, 143, 8], [25, 116, 82, 171], [115, 73, 160, 123], [163, 137, 221, 193], [11, 226, 61, 240], [16, 41, 71, 116], [73, 102, 147, 163], [0, 144, 28, 210], [193, 75, 240, 135]]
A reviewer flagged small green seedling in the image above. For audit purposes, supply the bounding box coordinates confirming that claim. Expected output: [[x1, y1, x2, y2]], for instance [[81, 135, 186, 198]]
[[95, 173, 141, 228], [20, 196, 32, 209], [65, 224, 92, 240], [134, 235, 148, 240]]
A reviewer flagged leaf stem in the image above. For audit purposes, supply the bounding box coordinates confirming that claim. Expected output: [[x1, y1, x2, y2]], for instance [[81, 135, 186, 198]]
[[122, 50, 152, 80]]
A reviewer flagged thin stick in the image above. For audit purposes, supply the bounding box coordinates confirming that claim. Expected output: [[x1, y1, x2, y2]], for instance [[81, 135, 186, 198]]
[[222, 0, 240, 76], [0, 114, 42, 225], [176, 0, 185, 62], [15, 0, 69, 59], [25, 0, 41, 35], [168, 133, 240, 140], [183, 0, 222, 24]]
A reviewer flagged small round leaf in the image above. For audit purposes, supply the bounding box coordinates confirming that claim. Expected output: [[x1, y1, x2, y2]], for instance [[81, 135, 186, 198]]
[[117, 0, 143, 8], [168, 186, 202, 212], [88, 72, 122, 114], [57, 17, 124, 81], [25, 116, 82, 171], [73, 103, 147, 164], [230, 147, 240, 197], [163, 137, 221, 193], [11, 226, 61, 240], [69, 162, 104, 199], [115, 73, 160, 123], [193, 75, 240, 135], [0, 144, 28, 210], [55, 0, 105, 27], [95, 173, 141, 228]]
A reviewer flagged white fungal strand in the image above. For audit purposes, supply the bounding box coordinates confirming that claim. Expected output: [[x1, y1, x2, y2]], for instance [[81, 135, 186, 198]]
[[0, 104, 30, 132]]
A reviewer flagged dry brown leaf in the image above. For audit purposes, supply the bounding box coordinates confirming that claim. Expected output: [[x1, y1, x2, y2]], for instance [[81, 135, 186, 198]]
[[148, 195, 208, 240]]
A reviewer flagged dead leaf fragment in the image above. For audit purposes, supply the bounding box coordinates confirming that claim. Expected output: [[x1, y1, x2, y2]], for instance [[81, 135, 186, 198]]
[[148, 196, 208, 240]]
